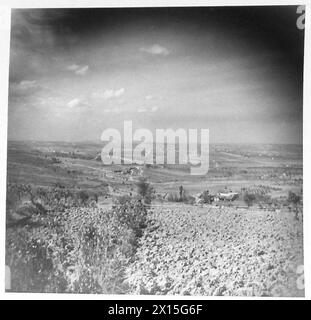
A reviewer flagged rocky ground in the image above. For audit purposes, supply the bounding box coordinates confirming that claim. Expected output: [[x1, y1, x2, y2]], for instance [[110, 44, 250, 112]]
[[124, 204, 304, 296]]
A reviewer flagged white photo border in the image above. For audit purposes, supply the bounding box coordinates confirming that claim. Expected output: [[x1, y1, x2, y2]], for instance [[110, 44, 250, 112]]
[[0, 0, 310, 300]]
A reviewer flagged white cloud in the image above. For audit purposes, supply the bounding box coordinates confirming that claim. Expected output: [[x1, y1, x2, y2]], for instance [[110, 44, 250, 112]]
[[75, 65, 89, 75], [67, 98, 90, 108], [66, 64, 89, 75], [103, 107, 121, 114], [93, 88, 125, 100], [137, 106, 158, 113], [67, 64, 80, 71], [145, 94, 153, 100], [67, 98, 81, 108], [140, 44, 170, 56], [102, 90, 115, 99], [19, 80, 38, 89], [9, 80, 42, 97], [137, 107, 147, 113], [114, 88, 125, 97]]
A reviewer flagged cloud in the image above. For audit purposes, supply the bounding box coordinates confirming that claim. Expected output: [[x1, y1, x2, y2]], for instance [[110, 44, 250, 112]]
[[67, 64, 79, 71], [75, 65, 89, 75], [93, 88, 125, 100], [67, 98, 90, 108], [19, 80, 38, 89], [67, 98, 81, 108], [66, 64, 89, 75], [145, 94, 153, 100], [137, 106, 158, 113], [9, 79, 42, 98], [114, 88, 125, 97], [137, 107, 147, 113], [103, 107, 121, 114], [11, 11, 58, 53], [140, 44, 170, 56]]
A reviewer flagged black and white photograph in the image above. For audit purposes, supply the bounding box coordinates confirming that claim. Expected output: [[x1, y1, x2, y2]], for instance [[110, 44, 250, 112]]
[[2, 2, 309, 298]]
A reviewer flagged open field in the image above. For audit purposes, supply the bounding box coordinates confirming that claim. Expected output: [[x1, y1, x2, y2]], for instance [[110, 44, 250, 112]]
[[7, 141, 302, 196], [5, 141, 303, 295], [125, 204, 303, 296]]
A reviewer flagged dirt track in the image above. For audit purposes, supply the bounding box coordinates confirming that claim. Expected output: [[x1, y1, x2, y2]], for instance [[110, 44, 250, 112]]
[[125, 204, 304, 296]]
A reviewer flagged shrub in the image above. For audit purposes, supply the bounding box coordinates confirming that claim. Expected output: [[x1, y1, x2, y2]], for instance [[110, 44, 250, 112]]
[[201, 191, 214, 204], [77, 190, 90, 206], [241, 186, 273, 208], [183, 195, 196, 205], [243, 192, 256, 207], [167, 193, 181, 202], [287, 191, 301, 205], [6, 227, 68, 292], [136, 177, 154, 204], [6, 184, 98, 220], [6, 185, 149, 293], [112, 196, 147, 237], [6, 200, 146, 293], [167, 190, 195, 204], [51, 157, 61, 164], [287, 191, 301, 219]]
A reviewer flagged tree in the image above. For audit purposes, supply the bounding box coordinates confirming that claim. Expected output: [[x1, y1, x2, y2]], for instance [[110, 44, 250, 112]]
[[136, 177, 154, 205], [288, 191, 301, 220], [288, 191, 301, 205], [202, 190, 214, 204], [243, 192, 256, 207], [78, 190, 89, 206]]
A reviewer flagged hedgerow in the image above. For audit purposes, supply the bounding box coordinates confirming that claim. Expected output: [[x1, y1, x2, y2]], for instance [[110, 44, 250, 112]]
[[6, 185, 148, 293]]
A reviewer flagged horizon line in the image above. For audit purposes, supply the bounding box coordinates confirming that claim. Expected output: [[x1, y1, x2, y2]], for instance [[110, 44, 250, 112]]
[[6, 139, 303, 146]]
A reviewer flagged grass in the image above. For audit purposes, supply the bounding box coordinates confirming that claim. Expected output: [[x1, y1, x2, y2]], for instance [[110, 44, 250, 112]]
[[167, 190, 195, 204], [5, 142, 303, 294], [6, 184, 147, 293]]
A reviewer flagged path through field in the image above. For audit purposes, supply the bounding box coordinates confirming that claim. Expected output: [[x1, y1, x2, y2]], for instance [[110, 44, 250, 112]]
[[124, 204, 304, 296]]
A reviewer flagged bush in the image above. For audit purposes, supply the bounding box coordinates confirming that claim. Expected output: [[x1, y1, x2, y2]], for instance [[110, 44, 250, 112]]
[[287, 191, 301, 219], [113, 196, 147, 237], [77, 190, 90, 206], [201, 191, 214, 204], [6, 186, 148, 293], [6, 199, 146, 293], [6, 226, 68, 292], [136, 177, 154, 204], [183, 195, 196, 205], [287, 191, 301, 205], [167, 193, 181, 202], [243, 192, 256, 207], [167, 190, 195, 204], [6, 184, 98, 220], [241, 186, 273, 208], [51, 157, 61, 164]]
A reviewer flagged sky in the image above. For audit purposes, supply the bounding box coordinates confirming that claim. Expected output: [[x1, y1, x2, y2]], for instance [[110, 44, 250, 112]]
[[8, 6, 304, 143]]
